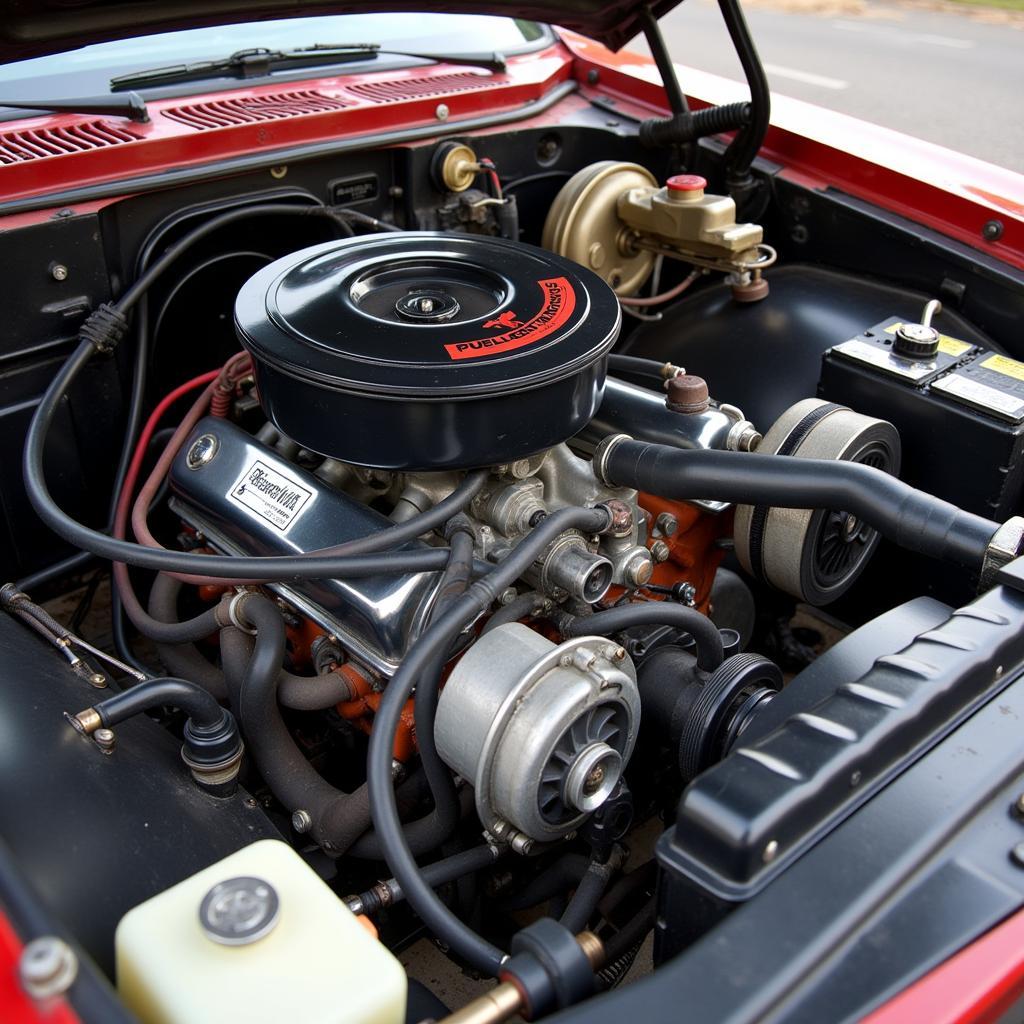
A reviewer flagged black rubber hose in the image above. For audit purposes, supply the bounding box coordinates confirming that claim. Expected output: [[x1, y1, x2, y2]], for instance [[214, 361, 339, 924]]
[[602, 894, 657, 964], [131, 570, 224, 644], [718, 0, 771, 186], [560, 857, 613, 933], [602, 438, 1001, 570], [225, 598, 460, 857], [393, 526, 479, 860], [563, 603, 724, 673], [607, 354, 675, 380], [499, 854, 591, 912], [481, 590, 546, 634], [116, 203, 357, 314], [90, 676, 226, 732], [347, 786, 476, 861], [354, 844, 502, 915], [23, 349, 487, 576], [230, 597, 375, 853], [296, 469, 488, 560], [638, 102, 751, 149], [639, 5, 688, 116], [155, 639, 226, 698], [367, 505, 612, 975], [15, 550, 94, 592], [220, 627, 356, 712], [22, 204, 351, 592], [430, 519, 477, 623]]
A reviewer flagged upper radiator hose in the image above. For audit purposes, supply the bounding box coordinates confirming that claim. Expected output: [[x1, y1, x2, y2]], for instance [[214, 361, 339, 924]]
[[595, 437, 1007, 572]]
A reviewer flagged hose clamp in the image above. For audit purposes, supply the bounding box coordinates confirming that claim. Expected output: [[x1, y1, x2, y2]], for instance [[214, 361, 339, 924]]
[[592, 433, 632, 487], [979, 516, 1024, 594], [227, 591, 258, 635]]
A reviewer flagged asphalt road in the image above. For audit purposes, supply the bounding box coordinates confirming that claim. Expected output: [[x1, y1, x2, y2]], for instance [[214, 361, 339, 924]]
[[631, 0, 1024, 172]]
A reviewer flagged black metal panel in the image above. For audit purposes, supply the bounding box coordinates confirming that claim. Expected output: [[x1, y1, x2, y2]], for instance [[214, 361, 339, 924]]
[[660, 578, 1024, 903], [620, 263, 999, 431], [550, 594, 1024, 1024], [0, 213, 119, 578], [0, 612, 280, 977]]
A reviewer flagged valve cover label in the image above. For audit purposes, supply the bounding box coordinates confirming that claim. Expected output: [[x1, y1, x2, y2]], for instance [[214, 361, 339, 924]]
[[444, 277, 576, 360], [226, 458, 315, 534]]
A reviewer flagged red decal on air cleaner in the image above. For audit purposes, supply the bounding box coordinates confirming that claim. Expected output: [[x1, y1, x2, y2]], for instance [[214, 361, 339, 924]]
[[445, 277, 576, 360], [483, 310, 523, 330]]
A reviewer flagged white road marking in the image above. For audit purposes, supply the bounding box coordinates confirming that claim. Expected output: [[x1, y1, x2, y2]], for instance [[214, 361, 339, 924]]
[[915, 33, 975, 49], [763, 63, 849, 90], [832, 20, 975, 49]]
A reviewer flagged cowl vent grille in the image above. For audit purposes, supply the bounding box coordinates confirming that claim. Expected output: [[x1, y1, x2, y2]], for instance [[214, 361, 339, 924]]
[[162, 89, 351, 129], [343, 71, 496, 102], [0, 120, 142, 164]]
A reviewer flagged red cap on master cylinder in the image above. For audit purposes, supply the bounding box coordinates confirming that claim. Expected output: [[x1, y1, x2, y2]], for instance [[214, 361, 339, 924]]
[[666, 174, 707, 199]]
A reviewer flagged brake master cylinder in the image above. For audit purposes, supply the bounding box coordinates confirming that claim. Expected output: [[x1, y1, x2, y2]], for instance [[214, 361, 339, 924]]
[[543, 160, 773, 300], [435, 623, 640, 846]]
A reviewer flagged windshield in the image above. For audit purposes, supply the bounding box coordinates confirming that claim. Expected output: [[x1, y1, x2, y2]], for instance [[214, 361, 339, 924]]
[[0, 14, 549, 100]]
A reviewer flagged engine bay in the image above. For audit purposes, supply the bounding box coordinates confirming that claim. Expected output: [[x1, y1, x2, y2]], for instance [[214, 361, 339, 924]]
[[3, 80, 1024, 1024]]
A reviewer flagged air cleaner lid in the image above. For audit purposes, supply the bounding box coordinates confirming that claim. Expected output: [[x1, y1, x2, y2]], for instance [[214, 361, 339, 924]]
[[235, 232, 620, 399]]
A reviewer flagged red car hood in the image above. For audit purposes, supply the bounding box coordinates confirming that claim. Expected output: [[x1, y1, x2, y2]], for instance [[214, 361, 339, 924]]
[[0, 0, 681, 61]]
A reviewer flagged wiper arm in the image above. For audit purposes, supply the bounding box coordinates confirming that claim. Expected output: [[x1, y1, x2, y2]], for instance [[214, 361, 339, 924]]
[[0, 92, 148, 123], [111, 45, 506, 92]]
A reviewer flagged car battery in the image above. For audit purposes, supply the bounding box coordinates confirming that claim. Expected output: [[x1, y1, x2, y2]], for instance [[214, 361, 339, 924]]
[[819, 315, 1024, 522]]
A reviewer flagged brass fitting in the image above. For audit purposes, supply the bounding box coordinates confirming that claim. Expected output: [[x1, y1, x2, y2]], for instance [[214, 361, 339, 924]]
[[617, 173, 763, 261], [438, 932, 604, 1024], [440, 143, 481, 192], [66, 707, 102, 735]]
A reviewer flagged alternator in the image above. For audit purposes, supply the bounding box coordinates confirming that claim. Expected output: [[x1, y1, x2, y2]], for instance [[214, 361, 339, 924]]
[[434, 623, 640, 845]]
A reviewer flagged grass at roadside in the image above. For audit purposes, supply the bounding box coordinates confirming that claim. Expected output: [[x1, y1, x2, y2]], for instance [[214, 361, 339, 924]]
[[941, 0, 1024, 10]]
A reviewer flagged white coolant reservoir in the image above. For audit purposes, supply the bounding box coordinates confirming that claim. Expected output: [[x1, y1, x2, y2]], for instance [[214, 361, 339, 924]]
[[115, 839, 407, 1024]]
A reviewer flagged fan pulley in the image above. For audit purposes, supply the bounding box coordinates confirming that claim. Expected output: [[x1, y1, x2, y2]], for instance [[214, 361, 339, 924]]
[[734, 399, 901, 605]]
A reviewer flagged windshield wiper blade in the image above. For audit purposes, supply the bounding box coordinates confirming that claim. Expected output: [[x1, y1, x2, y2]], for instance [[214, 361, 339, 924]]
[[0, 92, 148, 123], [111, 45, 506, 91]]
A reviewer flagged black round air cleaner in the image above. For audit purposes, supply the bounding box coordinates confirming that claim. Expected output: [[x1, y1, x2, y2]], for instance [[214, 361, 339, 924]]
[[234, 232, 620, 470]]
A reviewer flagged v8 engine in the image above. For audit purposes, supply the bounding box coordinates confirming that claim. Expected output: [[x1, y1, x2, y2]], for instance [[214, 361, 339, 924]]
[[6, 148, 1024, 1024]]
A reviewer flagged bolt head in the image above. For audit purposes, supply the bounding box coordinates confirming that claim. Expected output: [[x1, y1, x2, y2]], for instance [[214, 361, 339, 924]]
[[50, 263, 68, 282], [651, 540, 671, 563], [19, 937, 78, 999], [1012, 842, 1024, 869], [1015, 793, 1024, 816], [291, 809, 312, 834], [983, 219, 1004, 242], [435, 103, 450, 121], [655, 512, 678, 537], [762, 839, 780, 864], [186, 433, 219, 470], [94, 728, 116, 751]]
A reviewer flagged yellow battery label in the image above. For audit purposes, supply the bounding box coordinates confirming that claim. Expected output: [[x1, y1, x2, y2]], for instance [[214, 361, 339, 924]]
[[980, 354, 1024, 382], [884, 322, 971, 357]]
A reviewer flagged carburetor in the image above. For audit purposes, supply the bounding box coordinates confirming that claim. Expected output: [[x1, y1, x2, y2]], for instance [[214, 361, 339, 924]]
[[470, 443, 654, 597]]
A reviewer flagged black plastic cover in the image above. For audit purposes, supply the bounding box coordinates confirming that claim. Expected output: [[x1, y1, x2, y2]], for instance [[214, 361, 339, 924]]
[[659, 577, 1024, 901], [236, 233, 620, 469]]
